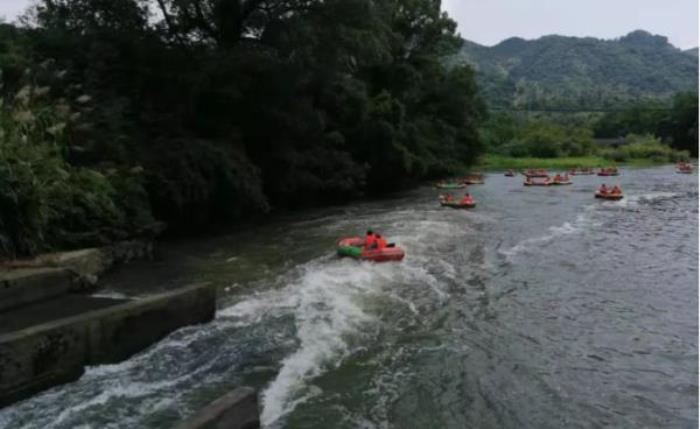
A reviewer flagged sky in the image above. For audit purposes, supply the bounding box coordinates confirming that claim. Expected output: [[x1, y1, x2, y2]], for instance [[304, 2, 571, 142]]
[[0, 0, 697, 49], [0, 0, 27, 23], [442, 0, 698, 49]]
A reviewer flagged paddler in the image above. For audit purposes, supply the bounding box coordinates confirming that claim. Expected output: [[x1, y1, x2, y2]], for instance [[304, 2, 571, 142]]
[[460, 193, 473, 204], [611, 185, 622, 194], [599, 184, 609, 194], [364, 230, 377, 249], [375, 234, 388, 249]]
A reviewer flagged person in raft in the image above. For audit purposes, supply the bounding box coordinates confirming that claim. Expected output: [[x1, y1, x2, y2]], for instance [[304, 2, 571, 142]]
[[365, 231, 390, 250], [599, 184, 609, 194], [461, 193, 474, 204], [364, 230, 377, 249], [611, 185, 622, 194], [369, 233, 388, 250]]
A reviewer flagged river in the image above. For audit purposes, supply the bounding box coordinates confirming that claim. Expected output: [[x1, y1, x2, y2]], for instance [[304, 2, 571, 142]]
[[1, 165, 697, 429]]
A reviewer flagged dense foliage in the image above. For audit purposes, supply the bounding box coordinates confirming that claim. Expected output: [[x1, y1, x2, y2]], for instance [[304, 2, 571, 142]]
[[0, 0, 486, 258], [599, 134, 689, 163], [482, 114, 596, 158], [481, 92, 695, 161], [455, 30, 698, 110], [594, 92, 699, 156]]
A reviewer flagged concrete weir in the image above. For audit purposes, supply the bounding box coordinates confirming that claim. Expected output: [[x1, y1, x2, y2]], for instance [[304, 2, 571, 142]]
[[0, 283, 216, 407], [175, 387, 260, 429], [0, 267, 74, 312]]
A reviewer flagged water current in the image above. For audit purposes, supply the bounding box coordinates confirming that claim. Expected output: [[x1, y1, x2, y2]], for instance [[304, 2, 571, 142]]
[[1, 165, 697, 429]]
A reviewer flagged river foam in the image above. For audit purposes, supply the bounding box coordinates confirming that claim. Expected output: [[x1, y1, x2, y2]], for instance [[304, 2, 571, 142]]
[[499, 213, 591, 260], [242, 214, 465, 426]]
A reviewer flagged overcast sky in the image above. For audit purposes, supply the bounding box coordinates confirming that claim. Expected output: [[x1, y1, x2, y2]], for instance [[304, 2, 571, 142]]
[[0, 0, 697, 49], [0, 0, 28, 23], [443, 0, 698, 49]]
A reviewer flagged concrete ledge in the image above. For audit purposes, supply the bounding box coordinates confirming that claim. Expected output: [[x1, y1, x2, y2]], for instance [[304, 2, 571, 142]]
[[0, 268, 74, 312], [174, 387, 260, 429], [0, 240, 156, 310], [0, 283, 215, 407]]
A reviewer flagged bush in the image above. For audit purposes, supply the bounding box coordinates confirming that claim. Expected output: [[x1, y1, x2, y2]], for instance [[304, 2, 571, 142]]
[[484, 119, 596, 158], [144, 138, 269, 233], [601, 134, 687, 163], [0, 83, 155, 258], [600, 148, 628, 162]]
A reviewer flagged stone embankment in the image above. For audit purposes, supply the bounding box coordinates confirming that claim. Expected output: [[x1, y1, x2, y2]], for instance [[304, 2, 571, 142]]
[[0, 240, 213, 406], [0, 240, 260, 428]]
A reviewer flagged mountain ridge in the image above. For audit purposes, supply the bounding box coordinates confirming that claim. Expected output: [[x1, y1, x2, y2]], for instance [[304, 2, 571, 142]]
[[454, 30, 698, 110]]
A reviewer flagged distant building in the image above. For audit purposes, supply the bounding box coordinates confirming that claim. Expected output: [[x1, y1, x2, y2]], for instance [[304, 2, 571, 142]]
[[594, 137, 626, 148]]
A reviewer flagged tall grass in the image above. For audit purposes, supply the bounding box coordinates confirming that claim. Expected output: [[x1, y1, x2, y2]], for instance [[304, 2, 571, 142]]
[[0, 81, 153, 258]]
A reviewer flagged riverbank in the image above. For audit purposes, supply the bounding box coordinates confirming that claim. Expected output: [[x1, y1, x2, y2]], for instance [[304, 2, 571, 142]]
[[476, 154, 674, 171]]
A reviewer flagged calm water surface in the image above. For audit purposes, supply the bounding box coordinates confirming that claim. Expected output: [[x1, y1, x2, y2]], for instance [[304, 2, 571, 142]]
[[1, 165, 697, 429]]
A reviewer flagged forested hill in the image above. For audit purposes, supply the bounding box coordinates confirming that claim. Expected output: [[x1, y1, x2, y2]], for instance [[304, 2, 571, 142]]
[[454, 30, 699, 109]]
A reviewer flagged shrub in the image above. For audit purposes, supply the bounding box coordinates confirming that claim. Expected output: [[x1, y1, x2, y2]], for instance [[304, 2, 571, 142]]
[[601, 134, 687, 163], [0, 82, 155, 258]]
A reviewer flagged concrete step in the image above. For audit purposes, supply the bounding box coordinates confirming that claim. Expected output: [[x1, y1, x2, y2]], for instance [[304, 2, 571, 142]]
[[0, 283, 215, 408], [0, 268, 74, 312], [0, 295, 126, 335]]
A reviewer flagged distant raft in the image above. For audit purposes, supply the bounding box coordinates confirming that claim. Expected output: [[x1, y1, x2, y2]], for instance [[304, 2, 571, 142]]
[[595, 192, 624, 200], [569, 168, 595, 176], [440, 200, 476, 209], [676, 163, 693, 174], [523, 169, 549, 178], [598, 167, 619, 176], [461, 174, 485, 185], [524, 179, 551, 186], [337, 237, 405, 262], [435, 182, 466, 190]]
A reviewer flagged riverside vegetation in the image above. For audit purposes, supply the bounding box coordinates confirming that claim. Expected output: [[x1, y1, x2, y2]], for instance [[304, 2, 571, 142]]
[[0, 1, 697, 259], [0, 0, 485, 258]]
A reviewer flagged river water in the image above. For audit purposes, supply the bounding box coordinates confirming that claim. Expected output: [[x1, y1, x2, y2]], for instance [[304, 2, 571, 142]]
[[1, 165, 697, 429]]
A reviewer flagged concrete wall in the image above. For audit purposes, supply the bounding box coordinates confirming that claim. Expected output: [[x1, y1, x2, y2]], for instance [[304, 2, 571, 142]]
[[0, 240, 156, 311], [0, 268, 74, 312], [174, 387, 260, 429], [0, 283, 215, 407]]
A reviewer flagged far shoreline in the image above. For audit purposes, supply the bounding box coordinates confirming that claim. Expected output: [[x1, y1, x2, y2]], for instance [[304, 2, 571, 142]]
[[474, 154, 693, 171]]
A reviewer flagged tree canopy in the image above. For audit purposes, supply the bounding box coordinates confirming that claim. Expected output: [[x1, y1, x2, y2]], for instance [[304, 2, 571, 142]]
[[0, 0, 485, 257]]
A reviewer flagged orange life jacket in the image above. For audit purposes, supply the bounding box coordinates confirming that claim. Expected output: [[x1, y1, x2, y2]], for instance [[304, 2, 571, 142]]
[[365, 235, 377, 248], [377, 238, 388, 249]]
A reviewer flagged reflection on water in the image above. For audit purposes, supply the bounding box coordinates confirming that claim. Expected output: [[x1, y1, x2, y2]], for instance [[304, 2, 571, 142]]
[[1, 165, 697, 429]]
